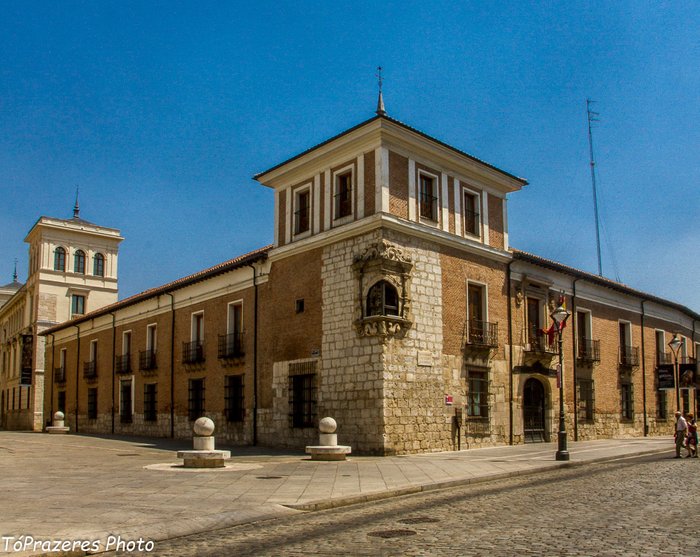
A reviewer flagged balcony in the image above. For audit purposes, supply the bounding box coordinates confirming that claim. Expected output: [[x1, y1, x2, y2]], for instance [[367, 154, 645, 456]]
[[577, 339, 601, 363], [619, 345, 640, 367], [182, 341, 205, 365], [116, 354, 132, 375], [218, 332, 245, 359], [657, 351, 673, 365], [54, 367, 66, 384], [139, 349, 157, 372], [83, 360, 97, 380], [524, 327, 557, 355], [466, 320, 498, 348]]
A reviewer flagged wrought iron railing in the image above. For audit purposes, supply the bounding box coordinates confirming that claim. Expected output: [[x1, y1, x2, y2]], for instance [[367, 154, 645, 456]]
[[83, 360, 97, 379], [182, 341, 205, 364], [657, 351, 673, 365], [524, 327, 557, 354], [577, 339, 601, 363], [139, 349, 157, 372], [467, 320, 498, 347], [116, 354, 131, 375], [619, 345, 640, 367], [218, 332, 245, 359]]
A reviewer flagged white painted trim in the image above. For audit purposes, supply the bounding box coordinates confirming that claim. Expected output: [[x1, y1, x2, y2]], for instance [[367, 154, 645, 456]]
[[482, 191, 490, 245], [417, 168, 440, 226], [408, 158, 417, 222], [323, 170, 331, 231], [453, 178, 462, 237], [226, 300, 243, 335], [375, 146, 389, 213], [291, 183, 313, 241], [121, 330, 132, 356], [313, 174, 321, 234], [191, 311, 204, 343], [441, 172, 449, 232], [502, 196, 509, 251], [356, 155, 365, 219], [466, 279, 489, 323], [285, 188, 292, 246], [618, 319, 632, 347], [461, 185, 483, 242], [575, 307, 593, 341], [146, 323, 157, 352]]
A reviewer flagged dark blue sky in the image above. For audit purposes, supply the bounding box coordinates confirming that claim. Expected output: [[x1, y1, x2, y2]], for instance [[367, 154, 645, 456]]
[[1, 2, 698, 310]]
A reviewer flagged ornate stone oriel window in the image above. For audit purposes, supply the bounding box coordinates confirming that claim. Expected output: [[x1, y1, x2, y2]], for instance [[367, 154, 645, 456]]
[[353, 240, 413, 338]]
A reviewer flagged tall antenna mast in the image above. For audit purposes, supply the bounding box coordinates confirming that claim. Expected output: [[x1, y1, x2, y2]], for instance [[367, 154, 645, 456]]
[[586, 99, 603, 277]]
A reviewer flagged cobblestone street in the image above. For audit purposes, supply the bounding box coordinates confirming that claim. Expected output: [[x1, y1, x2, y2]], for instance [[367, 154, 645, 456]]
[[107, 453, 698, 557]]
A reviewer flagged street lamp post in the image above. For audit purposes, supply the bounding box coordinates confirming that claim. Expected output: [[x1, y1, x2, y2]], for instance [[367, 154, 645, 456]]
[[551, 301, 571, 461], [669, 333, 683, 412]]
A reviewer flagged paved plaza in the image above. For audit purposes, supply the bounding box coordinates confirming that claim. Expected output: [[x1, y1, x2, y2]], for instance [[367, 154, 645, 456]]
[[0, 432, 673, 556]]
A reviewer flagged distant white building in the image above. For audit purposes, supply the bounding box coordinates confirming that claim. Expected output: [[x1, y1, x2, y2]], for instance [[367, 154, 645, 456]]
[[0, 202, 122, 430]]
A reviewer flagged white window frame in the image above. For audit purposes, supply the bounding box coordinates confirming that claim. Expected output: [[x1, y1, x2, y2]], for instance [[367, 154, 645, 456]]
[[332, 164, 355, 225], [89, 339, 98, 363], [466, 280, 489, 323], [191, 312, 204, 343], [292, 183, 313, 239], [618, 320, 632, 347], [227, 301, 243, 336], [122, 330, 132, 357], [461, 186, 482, 238], [418, 169, 440, 225], [146, 324, 157, 352], [119, 378, 135, 418]]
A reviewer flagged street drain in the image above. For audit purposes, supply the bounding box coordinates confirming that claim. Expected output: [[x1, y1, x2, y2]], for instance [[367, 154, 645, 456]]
[[398, 517, 440, 525], [117, 453, 140, 457], [368, 529, 417, 539], [256, 476, 283, 480]]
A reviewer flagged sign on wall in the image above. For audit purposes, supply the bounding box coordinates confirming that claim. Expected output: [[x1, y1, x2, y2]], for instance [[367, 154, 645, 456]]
[[657, 364, 674, 390], [20, 334, 33, 386], [679, 363, 697, 389]]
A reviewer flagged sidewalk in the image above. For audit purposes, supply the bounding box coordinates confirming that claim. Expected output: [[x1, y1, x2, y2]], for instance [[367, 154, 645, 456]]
[[0, 432, 672, 556]]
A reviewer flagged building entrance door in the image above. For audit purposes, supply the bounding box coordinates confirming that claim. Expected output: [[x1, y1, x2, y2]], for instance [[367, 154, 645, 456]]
[[523, 378, 546, 443]]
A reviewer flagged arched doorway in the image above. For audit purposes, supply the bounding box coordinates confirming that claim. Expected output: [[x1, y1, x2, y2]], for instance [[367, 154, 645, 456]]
[[523, 378, 546, 443]]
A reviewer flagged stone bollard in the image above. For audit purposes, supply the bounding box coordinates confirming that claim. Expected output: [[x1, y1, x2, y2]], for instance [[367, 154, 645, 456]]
[[46, 411, 70, 434], [305, 417, 352, 461], [176, 417, 231, 468]]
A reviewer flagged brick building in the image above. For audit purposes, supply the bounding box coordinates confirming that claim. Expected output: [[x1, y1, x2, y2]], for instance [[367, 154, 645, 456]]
[[40, 109, 699, 454]]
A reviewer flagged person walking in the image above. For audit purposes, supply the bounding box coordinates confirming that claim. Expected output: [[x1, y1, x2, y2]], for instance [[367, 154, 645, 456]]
[[675, 411, 688, 458]]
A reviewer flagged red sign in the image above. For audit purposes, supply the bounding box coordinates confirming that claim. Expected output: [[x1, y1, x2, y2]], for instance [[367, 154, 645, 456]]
[[444, 394, 453, 405]]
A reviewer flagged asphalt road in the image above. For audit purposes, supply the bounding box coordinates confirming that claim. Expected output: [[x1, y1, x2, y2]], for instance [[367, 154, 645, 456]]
[[105, 453, 698, 556]]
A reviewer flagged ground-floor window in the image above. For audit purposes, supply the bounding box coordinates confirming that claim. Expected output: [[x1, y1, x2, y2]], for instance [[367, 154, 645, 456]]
[[621, 382, 634, 421], [57, 390, 66, 414], [120, 380, 132, 424], [577, 379, 595, 422], [144, 383, 157, 422], [87, 388, 98, 420], [188, 378, 205, 421], [225, 375, 244, 422], [290, 373, 316, 428], [657, 389, 668, 419], [682, 389, 690, 415], [467, 370, 489, 419]]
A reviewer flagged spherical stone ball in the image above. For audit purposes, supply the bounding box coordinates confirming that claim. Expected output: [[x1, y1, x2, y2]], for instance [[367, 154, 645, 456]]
[[193, 417, 215, 436], [53, 411, 65, 421], [319, 417, 337, 434]]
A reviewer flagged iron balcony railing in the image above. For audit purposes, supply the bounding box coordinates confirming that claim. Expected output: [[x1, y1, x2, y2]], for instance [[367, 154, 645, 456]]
[[682, 356, 697, 365], [116, 354, 132, 375], [139, 349, 157, 372], [619, 345, 640, 367], [524, 327, 557, 354], [54, 367, 66, 383], [182, 341, 205, 364], [577, 339, 601, 363], [83, 360, 97, 379], [657, 351, 673, 365], [467, 320, 498, 347], [218, 332, 245, 359]]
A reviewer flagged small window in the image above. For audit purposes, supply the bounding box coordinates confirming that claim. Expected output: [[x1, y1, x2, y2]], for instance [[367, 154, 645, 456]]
[[621, 382, 634, 420], [188, 378, 205, 421], [366, 281, 399, 317], [294, 189, 311, 234], [467, 370, 489, 418], [463, 190, 480, 236], [71, 294, 85, 317], [57, 390, 66, 414], [93, 253, 105, 277], [87, 387, 98, 420], [225, 375, 244, 422], [54, 247, 66, 271], [577, 379, 595, 422], [295, 299, 305, 314], [419, 173, 438, 221], [657, 389, 667, 420], [74, 250, 86, 274], [120, 380, 132, 424], [144, 383, 157, 422], [334, 171, 352, 219]]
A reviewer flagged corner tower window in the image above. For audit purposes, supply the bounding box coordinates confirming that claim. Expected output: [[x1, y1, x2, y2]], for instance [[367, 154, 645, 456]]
[[294, 189, 310, 234], [74, 250, 86, 274], [93, 253, 105, 277], [54, 247, 66, 271], [366, 280, 399, 317], [334, 171, 352, 219], [419, 173, 438, 221]]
